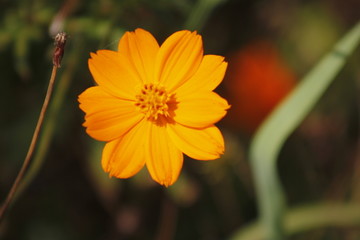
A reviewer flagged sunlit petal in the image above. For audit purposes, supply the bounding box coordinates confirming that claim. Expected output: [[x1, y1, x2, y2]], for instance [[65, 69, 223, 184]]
[[155, 30, 203, 91], [167, 124, 224, 160], [89, 50, 140, 99], [118, 28, 159, 83], [102, 120, 150, 178], [176, 55, 228, 96], [79, 86, 143, 141], [146, 124, 183, 187], [174, 91, 230, 128]]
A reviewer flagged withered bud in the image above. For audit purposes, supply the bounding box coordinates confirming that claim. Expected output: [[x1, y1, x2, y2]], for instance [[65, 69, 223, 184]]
[[53, 32, 68, 68]]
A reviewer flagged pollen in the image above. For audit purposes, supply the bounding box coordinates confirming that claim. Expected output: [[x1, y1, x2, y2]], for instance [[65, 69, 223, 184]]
[[135, 83, 172, 121]]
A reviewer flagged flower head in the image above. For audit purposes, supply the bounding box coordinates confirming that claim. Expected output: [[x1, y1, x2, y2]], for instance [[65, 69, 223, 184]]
[[78, 28, 229, 186]]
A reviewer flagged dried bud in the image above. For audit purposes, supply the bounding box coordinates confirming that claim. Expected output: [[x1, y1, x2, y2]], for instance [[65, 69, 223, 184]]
[[53, 32, 68, 67]]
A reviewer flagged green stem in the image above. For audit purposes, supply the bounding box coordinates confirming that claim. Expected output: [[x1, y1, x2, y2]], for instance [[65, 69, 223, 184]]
[[249, 21, 360, 240], [230, 202, 360, 240]]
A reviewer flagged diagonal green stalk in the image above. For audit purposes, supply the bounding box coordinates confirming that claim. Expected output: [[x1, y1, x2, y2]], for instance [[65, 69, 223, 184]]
[[248, 21, 360, 240]]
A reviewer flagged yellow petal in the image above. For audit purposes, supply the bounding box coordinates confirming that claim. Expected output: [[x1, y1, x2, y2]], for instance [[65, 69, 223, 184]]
[[146, 124, 183, 187], [176, 55, 228, 96], [88, 50, 140, 100], [118, 28, 159, 83], [155, 30, 203, 92], [174, 91, 230, 128], [78, 86, 143, 142], [102, 119, 150, 178], [167, 124, 224, 160]]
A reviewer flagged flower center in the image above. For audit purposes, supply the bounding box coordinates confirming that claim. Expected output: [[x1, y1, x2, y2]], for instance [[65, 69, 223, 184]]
[[135, 83, 173, 121]]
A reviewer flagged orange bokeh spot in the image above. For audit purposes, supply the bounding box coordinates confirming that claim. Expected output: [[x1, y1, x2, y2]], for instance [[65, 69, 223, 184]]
[[224, 41, 296, 135]]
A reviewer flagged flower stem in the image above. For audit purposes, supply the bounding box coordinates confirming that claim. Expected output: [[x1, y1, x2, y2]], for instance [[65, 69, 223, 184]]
[[0, 32, 67, 223], [248, 21, 360, 240], [229, 202, 360, 240], [0, 66, 58, 223]]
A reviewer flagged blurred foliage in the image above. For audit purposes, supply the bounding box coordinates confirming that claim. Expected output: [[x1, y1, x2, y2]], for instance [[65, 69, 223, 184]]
[[0, 0, 360, 240], [248, 21, 360, 240]]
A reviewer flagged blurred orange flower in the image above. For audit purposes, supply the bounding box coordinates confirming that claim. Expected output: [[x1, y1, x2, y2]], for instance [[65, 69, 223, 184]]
[[224, 41, 296, 135], [79, 29, 230, 186]]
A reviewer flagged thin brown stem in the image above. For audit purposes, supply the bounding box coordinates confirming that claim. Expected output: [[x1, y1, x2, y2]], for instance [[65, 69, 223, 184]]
[[0, 65, 58, 223], [0, 32, 67, 223]]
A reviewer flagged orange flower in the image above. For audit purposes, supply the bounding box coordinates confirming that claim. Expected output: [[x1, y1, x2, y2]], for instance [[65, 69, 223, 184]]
[[79, 29, 229, 186], [224, 41, 296, 135]]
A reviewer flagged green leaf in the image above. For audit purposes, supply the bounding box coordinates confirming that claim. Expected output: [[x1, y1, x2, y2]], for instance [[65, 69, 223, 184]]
[[230, 202, 360, 240]]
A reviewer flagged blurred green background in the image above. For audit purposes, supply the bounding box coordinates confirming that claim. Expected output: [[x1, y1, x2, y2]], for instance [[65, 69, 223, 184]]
[[0, 0, 360, 239]]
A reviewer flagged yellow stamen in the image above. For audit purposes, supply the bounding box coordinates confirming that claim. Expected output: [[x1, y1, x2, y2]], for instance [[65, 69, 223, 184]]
[[135, 83, 172, 121]]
